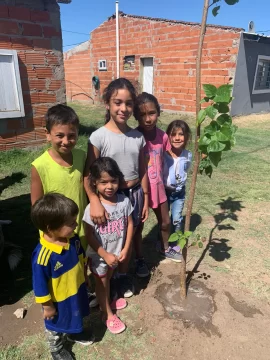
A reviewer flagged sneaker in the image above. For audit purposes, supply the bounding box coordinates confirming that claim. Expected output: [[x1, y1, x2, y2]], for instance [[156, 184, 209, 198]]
[[88, 292, 99, 308], [51, 348, 74, 360], [66, 331, 95, 346], [106, 314, 126, 334], [162, 247, 183, 263], [118, 275, 135, 298], [135, 258, 150, 278]]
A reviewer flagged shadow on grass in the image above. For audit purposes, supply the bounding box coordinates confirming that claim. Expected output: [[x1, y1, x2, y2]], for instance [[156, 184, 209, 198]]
[[0, 172, 26, 195], [0, 193, 37, 306], [186, 196, 244, 287]]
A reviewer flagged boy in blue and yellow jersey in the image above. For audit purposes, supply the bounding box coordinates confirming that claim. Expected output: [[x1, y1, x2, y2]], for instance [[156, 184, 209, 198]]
[[31, 193, 94, 360]]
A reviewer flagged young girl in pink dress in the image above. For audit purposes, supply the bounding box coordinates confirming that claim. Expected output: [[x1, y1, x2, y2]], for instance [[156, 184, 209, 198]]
[[134, 93, 182, 262]]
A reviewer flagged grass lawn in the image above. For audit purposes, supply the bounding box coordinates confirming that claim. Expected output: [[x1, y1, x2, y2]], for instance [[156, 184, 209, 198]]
[[0, 104, 270, 359]]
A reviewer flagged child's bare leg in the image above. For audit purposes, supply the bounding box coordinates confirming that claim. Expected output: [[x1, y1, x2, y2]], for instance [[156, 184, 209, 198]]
[[95, 268, 114, 320], [133, 223, 144, 259], [152, 201, 170, 250]]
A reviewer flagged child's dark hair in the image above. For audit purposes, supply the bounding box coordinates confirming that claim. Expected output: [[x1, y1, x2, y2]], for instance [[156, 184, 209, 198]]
[[166, 120, 191, 147], [90, 157, 124, 185], [103, 78, 137, 123], [45, 104, 79, 132], [31, 193, 78, 233], [133, 92, 160, 120]]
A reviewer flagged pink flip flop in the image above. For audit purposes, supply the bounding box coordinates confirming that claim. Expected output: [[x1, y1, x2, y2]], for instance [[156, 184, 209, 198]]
[[106, 314, 126, 334], [110, 298, 127, 310]]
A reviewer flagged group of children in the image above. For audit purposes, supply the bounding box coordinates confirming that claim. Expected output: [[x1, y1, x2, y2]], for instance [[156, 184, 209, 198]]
[[30, 78, 192, 360]]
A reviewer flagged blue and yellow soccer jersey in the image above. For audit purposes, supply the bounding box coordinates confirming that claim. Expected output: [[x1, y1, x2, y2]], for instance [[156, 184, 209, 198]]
[[32, 234, 89, 334]]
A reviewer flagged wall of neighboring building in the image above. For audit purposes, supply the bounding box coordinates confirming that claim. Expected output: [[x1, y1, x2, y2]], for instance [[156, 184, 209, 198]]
[[88, 15, 241, 112], [64, 41, 93, 103], [0, 0, 66, 151], [231, 33, 270, 116]]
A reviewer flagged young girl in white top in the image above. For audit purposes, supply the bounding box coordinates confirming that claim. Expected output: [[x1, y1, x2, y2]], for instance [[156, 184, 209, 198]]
[[164, 120, 192, 238], [84, 78, 149, 298], [83, 157, 133, 334]]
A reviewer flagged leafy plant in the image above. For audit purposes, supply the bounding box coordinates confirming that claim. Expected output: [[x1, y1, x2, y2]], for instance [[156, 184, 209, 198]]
[[197, 84, 237, 177], [168, 231, 193, 250]]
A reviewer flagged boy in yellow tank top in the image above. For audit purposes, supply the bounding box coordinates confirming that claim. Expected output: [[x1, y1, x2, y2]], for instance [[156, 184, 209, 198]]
[[31, 104, 88, 250]]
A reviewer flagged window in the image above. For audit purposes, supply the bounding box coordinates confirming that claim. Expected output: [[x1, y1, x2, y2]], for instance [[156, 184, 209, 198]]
[[252, 55, 270, 94], [124, 55, 135, 71], [98, 60, 107, 71], [0, 49, 25, 119]]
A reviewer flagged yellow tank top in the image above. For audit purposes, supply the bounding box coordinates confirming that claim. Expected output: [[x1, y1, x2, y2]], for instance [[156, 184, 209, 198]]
[[32, 148, 88, 250]]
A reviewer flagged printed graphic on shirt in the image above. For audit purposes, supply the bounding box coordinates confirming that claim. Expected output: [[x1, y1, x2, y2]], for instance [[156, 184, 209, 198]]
[[96, 208, 127, 250], [54, 261, 63, 271]]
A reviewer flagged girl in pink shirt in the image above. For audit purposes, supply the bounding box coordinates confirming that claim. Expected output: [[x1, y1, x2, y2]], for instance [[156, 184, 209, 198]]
[[134, 93, 182, 262]]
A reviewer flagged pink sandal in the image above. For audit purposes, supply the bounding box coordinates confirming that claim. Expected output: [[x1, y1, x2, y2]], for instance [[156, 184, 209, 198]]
[[106, 314, 126, 334], [110, 298, 127, 310]]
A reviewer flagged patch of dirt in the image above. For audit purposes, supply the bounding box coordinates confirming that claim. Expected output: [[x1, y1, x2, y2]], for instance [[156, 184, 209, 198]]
[[134, 261, 270, 360], [156, 276, 220, 337], [0, 301, 42, 346]]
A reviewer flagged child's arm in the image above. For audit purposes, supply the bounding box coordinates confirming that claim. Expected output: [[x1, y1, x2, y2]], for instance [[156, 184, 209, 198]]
[[83, 144, 108, 224], [42, 300, 57, 320], [30, 166, 44, 205], [118, 215, 134, 263], [84, 221, 118, 267], [139, 148, 149, 222]]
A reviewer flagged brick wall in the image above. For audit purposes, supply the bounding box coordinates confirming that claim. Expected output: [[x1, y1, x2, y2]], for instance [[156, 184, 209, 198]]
[[87, 15, 241, 112], [64, 41, 93, 102], [0, 0, 66, 151]]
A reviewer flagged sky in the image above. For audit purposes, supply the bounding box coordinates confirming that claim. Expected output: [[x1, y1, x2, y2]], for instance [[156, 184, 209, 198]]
[[60, 0, 270, 51]]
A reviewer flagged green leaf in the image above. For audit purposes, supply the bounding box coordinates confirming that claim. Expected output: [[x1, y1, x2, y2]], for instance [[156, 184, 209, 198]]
[[198, 241, 204, 248], [216, 114, 232, 126], [207, 140, 226, 153], [168, 233, 179, 243], [215, 131, 229, 142], [200, 97, 210, 103], [199, 157, 211, 170], [191, 241, 197, 247], [231, 124, 238, 134], [178, 238, 187, 250], [205, 165, 213, 178], [224, 0, 239, 5], [209, 151, 222, 167], [214, 84, 231, 103], [206, 105, 218, 120], [215, 103, 230, 113], [220, 124, 233, 138], [176, 230, 183, 235], [204, 121, 219, 135], [203, 84, 217, 98], [199, 134, 211, 146], [197, 109, 206, 126], [183, 231, 193, 238], [198, 144, 208, 155], [212, 5, 220, 16]]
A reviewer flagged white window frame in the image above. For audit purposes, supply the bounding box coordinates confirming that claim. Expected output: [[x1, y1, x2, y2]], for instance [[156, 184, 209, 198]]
[[98, 59, 107, 71], [252, 55, 270, 95], [0, 49, 25, 118]]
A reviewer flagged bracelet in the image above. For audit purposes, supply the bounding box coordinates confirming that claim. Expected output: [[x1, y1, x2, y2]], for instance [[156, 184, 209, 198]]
[[143, 192, 149, 195]]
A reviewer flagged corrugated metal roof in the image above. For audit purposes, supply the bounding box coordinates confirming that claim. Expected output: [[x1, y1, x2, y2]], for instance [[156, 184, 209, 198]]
[[108, 11, 244, 32]]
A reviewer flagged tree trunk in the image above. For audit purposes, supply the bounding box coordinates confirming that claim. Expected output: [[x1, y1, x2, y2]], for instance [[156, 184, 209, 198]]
[[180, 0, 210, 300]]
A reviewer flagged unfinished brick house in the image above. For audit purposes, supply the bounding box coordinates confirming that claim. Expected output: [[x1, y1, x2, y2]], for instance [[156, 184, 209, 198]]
[[64, 11, 242, 113], [0, 0, 70, 151]]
